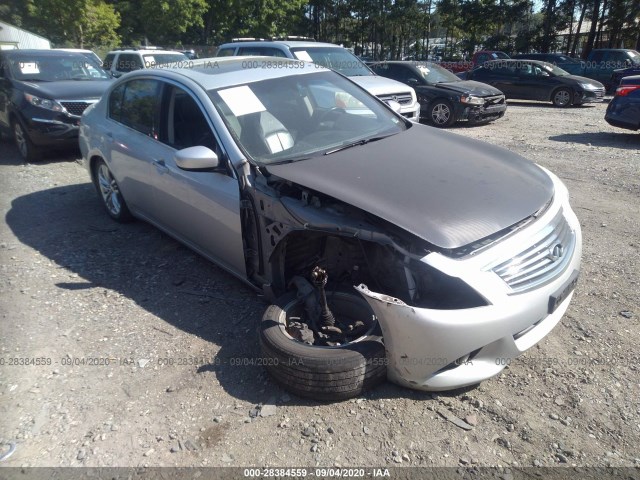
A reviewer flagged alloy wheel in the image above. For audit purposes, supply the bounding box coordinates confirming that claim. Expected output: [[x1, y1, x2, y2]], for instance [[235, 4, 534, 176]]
[[97, 164, 122, 216], [431, 103, 451, 125]]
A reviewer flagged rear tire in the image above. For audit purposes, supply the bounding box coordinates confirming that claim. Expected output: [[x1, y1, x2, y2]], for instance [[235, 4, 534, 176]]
[[259, 291, 387, 401], [93, 159, 133, 222]]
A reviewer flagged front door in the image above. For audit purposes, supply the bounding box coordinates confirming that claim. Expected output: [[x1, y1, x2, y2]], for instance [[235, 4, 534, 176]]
[[149, 83, 246, 277]]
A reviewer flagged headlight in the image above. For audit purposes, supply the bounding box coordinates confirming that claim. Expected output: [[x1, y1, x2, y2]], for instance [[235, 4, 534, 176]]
[[579, 83, 598, 90], [460, 95, 484, 105], [24, 93, 66, 112]]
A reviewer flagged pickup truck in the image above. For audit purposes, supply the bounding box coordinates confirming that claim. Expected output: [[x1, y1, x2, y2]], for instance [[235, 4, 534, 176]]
[[582, 49, 640, 90], [439, 51, 509, 74]]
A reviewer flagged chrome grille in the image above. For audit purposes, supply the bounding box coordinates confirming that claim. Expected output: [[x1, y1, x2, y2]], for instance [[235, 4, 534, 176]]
[[377, 93, 413, 105], [60, 101, 93, 117], [594, 88, 605, 99], [491, 210, 575, 293]]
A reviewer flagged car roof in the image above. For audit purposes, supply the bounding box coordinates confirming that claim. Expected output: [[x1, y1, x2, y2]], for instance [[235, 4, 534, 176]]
[[55, 48, 95, 53], [484, 59, 551, 66], [620, 74, 640, 84], [2, 49, 87, 58], [123, 56, 328, 90], [592, 48, 637, 52], [107, 49, 184, 55], [369, 60, 436, 69], [219, 40, 344, 50]]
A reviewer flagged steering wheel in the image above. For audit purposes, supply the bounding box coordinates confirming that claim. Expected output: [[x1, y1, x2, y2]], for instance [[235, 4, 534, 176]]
[[315, 107, 347, 128]]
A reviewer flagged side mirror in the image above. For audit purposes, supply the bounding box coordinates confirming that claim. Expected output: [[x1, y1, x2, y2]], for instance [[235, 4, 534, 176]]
[[175, 146, 219, 170], [407, 77, 419, 86]]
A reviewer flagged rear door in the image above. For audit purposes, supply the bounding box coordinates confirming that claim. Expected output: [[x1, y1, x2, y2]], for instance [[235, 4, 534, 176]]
[[150, 82, 246, 276], [104, 78, 165, 216], [473, 63, 519, 97]]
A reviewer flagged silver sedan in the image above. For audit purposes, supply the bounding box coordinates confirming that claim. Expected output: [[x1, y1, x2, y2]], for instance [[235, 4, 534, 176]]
[[80, 57, 581, 400]]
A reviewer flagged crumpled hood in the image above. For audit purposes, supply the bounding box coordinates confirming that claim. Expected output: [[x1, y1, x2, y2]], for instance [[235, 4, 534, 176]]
[[267, 124, 554, 250], [429, 80, 503, 97], [15, 79, 113, 100], [350, 75, 415, 96]]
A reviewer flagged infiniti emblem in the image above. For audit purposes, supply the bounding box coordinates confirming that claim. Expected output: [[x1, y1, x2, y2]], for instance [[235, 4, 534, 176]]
[[547, 243, 564, 262]]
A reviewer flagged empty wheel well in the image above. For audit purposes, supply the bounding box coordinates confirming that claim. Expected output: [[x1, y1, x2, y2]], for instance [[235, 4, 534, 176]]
[[272, 231, 411, 301]]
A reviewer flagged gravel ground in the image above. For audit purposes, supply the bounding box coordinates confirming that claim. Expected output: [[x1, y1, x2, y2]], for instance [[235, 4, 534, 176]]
[[0, 99, 639, 471]]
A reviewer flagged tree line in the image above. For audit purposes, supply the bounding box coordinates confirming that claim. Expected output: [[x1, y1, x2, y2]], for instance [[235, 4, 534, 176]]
[[1, 0, 638, 59]]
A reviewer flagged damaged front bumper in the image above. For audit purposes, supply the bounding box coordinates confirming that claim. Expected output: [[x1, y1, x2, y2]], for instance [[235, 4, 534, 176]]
[[356, 170, 582, 391]]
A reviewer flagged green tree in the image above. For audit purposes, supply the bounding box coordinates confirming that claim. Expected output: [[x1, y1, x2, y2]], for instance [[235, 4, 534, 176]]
[[138, 0, 208, 44], [0, 0, 35, 27], [27, 0, 120, 47]]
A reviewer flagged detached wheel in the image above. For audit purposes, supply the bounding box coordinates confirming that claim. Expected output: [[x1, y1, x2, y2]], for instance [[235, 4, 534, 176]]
[[12, 118, 40, 162], [552, 88, 573, 108], [93, 159, 133, 222], [428, 100, 455, 127], [259, 291, 387, 401]]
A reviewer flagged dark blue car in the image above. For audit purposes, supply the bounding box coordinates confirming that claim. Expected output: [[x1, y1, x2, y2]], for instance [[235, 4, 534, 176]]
[[605, 75, 640, 131], [611, 66, 640, 88]]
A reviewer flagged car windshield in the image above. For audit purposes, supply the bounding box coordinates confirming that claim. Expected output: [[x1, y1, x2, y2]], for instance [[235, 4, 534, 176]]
[[414, 62, 461, 83], [290, 47, 373, 76], [143, 53, 189, 68], [8, 53, 110, 81], [208, 70, 407, 165], [553, 55, 579, 63], [628, 50, 640, 65]]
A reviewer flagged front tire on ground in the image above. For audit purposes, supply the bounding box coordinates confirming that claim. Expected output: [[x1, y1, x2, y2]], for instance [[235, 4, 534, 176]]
[[93, 159, 133, 222], [259, 291, 387, 401], [552, 88, 573, 108], [12, 119, 40, 162], [428, 100, 456, 127]]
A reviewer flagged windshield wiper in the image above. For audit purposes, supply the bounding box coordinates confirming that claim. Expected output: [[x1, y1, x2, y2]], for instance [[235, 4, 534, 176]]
[[324, 134, 391, 155], [20, 78, 49, 82]]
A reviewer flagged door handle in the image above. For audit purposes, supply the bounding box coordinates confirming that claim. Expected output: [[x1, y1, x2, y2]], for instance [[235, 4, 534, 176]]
[[152, 158, 169, 174]]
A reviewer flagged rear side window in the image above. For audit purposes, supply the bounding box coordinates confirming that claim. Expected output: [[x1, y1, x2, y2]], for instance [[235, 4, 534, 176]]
[[103, 53, 115, 70], [109, 79, 161, 137], [237, 47, 287, 57], [108, 84, 125, 121], [216, 48, 235, 57], [116, 53, 143, 73]]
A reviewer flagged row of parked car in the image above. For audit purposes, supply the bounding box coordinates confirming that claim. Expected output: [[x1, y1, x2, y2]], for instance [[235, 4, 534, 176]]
[[0, 43, 638, 164]]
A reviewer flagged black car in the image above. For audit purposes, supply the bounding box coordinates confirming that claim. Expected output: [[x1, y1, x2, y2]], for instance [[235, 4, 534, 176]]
[[370, 61, 506, 127], [605, 75, 640, 131], [512, 53, 583, 76], [466, 59, 605, 108], [0, 49, 113, 161]]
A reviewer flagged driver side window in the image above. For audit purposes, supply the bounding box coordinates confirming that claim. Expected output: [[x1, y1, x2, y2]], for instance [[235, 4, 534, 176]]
[[161, 86, 218, 152]]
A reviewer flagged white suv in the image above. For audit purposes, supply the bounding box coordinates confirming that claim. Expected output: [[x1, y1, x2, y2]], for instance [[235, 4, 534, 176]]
[[216, 40, 420, 121], [102, 48, 190, 78]]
